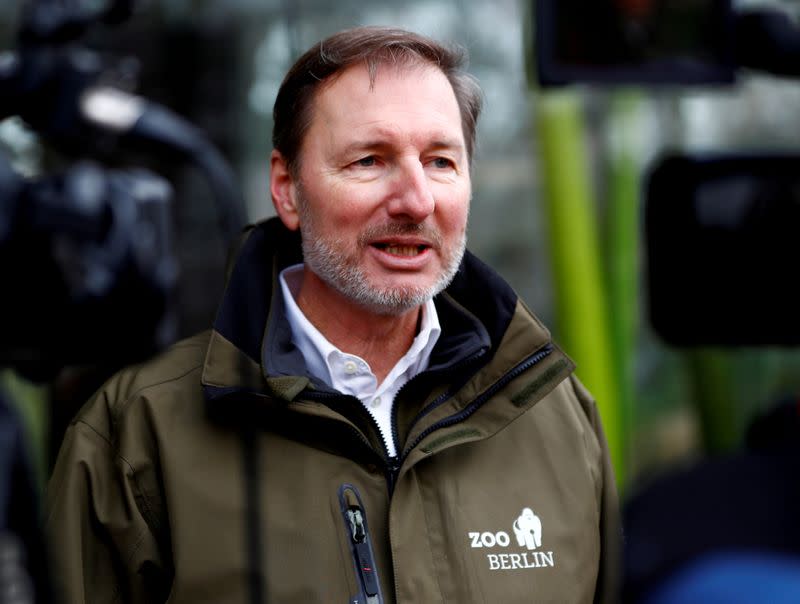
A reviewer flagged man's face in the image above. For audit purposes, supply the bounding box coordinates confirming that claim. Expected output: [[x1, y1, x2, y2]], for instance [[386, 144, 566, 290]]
[[291, 63, 471, 316]]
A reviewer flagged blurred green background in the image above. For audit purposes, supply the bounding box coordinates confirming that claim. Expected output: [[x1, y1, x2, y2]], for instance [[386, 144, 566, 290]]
[[2, 0, 800, 499]]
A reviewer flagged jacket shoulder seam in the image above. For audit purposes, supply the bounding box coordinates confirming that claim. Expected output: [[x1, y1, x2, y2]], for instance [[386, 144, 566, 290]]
[[73, 417, 114, 449], [115, 361, 203, 418], [72, 419, 140, 487]]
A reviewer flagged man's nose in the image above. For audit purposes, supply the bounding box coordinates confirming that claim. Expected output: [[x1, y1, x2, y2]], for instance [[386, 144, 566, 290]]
[[386, 160, 435, 221]]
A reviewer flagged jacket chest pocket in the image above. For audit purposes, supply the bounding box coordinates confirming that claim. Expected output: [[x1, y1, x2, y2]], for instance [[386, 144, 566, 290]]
[[336, 484, 388, 604]]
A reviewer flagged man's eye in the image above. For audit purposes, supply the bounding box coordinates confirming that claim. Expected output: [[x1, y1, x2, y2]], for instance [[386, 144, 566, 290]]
[[355, 156, 376, 167], [431, 157, 454, 169]]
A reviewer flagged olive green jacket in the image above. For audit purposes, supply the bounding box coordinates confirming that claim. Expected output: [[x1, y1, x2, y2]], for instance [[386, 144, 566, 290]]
[[45, 218, 620, 603]]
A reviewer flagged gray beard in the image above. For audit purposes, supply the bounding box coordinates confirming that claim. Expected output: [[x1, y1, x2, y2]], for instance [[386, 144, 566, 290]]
[[298, 203, 466, 316]]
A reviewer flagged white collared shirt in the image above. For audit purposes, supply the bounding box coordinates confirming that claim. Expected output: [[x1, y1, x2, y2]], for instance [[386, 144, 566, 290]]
[[279, 264, 441, 458]]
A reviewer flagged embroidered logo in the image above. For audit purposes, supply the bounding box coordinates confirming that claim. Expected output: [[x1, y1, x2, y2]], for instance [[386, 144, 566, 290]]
[[467, 507, 555, 571]]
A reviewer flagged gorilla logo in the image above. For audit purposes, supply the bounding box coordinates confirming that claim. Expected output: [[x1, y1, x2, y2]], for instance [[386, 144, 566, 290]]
[[512, 507, 542, 550]]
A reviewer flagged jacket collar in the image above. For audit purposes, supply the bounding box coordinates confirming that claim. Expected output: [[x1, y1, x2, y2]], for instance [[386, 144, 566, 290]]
[[202, 217, 533, 406]]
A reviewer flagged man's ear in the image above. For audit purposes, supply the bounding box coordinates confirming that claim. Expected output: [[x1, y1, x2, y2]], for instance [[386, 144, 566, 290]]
[[270, 149, 300, 231]]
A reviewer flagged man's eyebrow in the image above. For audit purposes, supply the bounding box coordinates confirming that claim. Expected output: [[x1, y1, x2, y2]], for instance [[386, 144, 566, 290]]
[[429, 138, 466, 152], [341, 140, 391, 155], [341, 136, 465, 156]]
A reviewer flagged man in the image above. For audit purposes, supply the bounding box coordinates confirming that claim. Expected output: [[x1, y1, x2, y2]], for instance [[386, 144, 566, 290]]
[[46, 27, 619, 603]]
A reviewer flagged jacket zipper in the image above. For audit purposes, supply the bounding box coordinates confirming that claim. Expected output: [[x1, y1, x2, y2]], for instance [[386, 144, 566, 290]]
[[384, 348, 487, 493], [302, 390, 393, 458], [389, 348, 487, 464], [302, 390, 403, 494], [338, 484, 385, 604], [387, 344, 554, 490]]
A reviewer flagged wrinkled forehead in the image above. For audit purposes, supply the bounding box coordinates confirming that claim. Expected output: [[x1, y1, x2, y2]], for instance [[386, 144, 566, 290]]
[[306, 60, 461, 136], [307, 59, 453, 121]]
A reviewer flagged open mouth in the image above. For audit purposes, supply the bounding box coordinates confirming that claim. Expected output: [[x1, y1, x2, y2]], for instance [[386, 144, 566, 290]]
[[372, 243, 428, 257]]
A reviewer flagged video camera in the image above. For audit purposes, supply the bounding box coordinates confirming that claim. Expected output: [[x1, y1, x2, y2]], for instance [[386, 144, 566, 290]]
[[0, 0, 246, 370], [0, 4, 248, 599], [534, 0, 800, 346], [0, 155, 176, 368]]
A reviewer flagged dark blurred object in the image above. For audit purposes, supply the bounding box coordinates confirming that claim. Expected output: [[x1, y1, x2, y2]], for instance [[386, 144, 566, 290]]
[[534, 0, 735, 85], [645, 153, 800, 347], [745, 396, 800, 454], [0, 156, 177, 372], [631, 552, 800, 604], [86, 20, 246, 337], [534, 0, 800, 86], [0, 390, 51, 604], [18, 0, 137, 43], [735, 9, 800, 79], [0, 0, 250, 364], [0, 0, 246, 250], [0, 1, 248, 599], [623, 398, 800, 603]]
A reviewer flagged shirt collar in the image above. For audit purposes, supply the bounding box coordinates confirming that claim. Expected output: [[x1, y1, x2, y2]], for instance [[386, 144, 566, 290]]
[[279, 264, 441, 391]]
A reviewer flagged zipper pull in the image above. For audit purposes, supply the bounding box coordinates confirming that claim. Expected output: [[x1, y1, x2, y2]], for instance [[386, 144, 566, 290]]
[[347, 508, 366, 543], [385, 458, 400, 496], [348, 507, 380, 599], [339, 484, 384, 604]]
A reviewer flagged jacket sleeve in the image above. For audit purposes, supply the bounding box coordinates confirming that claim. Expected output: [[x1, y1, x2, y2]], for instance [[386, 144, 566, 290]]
[[569, 375, 622, 604], [44, 397, 170, 604]]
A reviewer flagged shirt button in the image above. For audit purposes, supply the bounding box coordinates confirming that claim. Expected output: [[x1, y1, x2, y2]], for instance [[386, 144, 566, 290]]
[[371, 396, 381, 408], [344, 361, 358, 375]]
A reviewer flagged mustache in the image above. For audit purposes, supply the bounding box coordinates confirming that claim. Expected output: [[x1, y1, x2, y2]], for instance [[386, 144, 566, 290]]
[[358, 222, 443, 248]]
